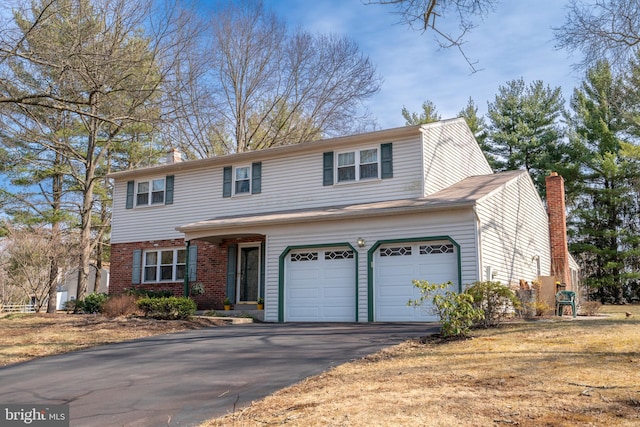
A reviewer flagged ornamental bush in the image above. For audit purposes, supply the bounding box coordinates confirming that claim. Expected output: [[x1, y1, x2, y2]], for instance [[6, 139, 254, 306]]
[[137, 297, 196, 320], [79, 293, 109, 314], [465, 281, 520, 327], [124, 288, 173, 298], [409, 280, 484, 338]]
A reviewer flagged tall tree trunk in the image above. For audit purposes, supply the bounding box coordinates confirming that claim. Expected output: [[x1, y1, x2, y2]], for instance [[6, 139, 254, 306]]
[[46, 158, 63, 313], [76, 98, 99, 302]]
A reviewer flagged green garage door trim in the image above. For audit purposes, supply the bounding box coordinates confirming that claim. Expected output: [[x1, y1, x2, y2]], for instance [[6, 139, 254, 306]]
[[367, 236, 461, 322], [279, 242, 359, 322]]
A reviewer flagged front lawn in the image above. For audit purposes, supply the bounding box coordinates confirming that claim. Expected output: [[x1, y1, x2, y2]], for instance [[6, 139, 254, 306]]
[[202, 304, 640, 426]]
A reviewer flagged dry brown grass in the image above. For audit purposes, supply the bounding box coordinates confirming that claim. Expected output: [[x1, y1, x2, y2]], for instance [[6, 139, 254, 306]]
[[0, 312, 224, 366], [202, 305, 640, 427]]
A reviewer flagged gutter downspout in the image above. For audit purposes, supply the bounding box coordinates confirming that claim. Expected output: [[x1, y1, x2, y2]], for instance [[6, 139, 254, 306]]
[[473, 206, 484, 282]]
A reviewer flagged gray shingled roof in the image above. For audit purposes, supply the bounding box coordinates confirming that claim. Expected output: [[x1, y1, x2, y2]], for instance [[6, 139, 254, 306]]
[[176, 170, 526, 234]]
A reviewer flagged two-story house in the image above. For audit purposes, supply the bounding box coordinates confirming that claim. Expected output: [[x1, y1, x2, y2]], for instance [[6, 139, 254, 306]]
[[108, 118, 573, 322]]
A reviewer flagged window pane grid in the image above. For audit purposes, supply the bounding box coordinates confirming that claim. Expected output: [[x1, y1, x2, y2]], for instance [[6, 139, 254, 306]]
[[142, 248, 185, 283], [337, 166, 356, 182], [336, 149, 379, 182], [235, 167, 251, 194], [360, 163, 378, 179], [136, 179, 165, 206], [338, 152, 355, 166]]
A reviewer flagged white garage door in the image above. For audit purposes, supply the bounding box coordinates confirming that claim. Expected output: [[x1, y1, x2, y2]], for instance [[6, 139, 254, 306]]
[[285, 248, 356, 322], [375, 242, 458, 321]]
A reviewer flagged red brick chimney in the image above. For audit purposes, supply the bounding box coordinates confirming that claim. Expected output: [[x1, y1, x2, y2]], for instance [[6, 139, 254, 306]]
[[545, 172, 571, 288]]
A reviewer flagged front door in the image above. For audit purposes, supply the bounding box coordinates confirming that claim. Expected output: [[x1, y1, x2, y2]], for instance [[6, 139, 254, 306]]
[[237, 244, 260, 303]]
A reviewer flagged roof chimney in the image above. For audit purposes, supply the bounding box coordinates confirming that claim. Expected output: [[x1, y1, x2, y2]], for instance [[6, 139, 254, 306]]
[[166, 148, 183, 164], [545, 172, 571, 288]]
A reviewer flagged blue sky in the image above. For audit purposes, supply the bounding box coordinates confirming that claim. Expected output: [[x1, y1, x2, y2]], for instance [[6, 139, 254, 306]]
[[268, 0, 582, 130]]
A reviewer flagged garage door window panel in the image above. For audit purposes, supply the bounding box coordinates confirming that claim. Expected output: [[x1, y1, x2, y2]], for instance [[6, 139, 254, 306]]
[[325, 250, 354, 260], [379, 246, 412, 257], [420, 244, 454, 254], [291, 252, 318, 262]]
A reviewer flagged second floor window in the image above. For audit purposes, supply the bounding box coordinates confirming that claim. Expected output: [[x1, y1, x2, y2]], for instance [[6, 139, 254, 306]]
[[337, 148, 379, 183], [235, 166, 251, 194], [223, 163, 261, 197], [137, 178, 165, 206]]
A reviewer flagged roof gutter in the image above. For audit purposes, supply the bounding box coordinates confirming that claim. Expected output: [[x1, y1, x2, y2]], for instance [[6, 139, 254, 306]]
[[177, 200, 476, 237], [108, 125, 422, 180]]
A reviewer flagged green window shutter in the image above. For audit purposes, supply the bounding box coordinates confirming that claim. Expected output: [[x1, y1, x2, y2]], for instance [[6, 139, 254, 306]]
[[165, 175, 174, 205], [126, 181, 134, 209], [381, 143, 393, 179], [260, 241, 265, 299], [323, 152, 334, 186], [251, 162, 262, 194], [132, 249, 142, 284], [188, 244, 197, 281], [226, 244, 237, 302], [223, 166, 232, 198]]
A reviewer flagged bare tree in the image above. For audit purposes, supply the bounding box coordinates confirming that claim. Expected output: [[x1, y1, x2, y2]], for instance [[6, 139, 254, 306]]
[[202, 0, 381, 155], [0, 0, 197, 301], [1, 225, 75, 312], [555, 0, 640, 70], [365, 0, 498, 73]]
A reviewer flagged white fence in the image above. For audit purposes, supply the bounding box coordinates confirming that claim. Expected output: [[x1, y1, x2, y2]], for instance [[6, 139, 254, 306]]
[[1, 304, 36, 313]]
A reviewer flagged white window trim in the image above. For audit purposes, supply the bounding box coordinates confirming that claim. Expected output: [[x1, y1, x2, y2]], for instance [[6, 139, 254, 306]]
[[234, 165, 252, 196], [335, 147, 380, 183], [136, 177, 165, 207], [142, 247, 186, 283]]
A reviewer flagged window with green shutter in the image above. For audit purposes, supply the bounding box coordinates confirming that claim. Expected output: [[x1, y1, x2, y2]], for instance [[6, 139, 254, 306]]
[[224, 162, 262, 196], [128, 175, 175, 207]]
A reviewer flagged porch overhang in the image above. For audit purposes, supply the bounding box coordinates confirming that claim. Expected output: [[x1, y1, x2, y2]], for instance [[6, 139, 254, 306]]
[[176, 198, 474, 242]]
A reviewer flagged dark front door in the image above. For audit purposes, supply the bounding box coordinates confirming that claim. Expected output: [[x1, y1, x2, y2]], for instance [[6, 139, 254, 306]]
[[238, 245, 260, 303]]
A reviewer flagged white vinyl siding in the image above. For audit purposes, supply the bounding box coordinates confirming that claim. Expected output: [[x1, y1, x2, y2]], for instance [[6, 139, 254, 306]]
[[111, 135, 423, 243], [262, 209, 478, 322], [421, 120, 493, 196], [474, 173, 551, 286]]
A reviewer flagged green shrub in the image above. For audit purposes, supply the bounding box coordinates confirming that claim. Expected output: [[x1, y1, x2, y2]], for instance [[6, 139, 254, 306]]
[[409, 280, 484, 338], [465, 281, 520, 327], [80, 293, 109, 314], [137, 297, 196, 319], [125, 288, 174, 298]]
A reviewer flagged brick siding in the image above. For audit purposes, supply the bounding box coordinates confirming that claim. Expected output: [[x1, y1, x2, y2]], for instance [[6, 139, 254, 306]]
[[110, 236, 265, 309], [545, 172, 571, 287]]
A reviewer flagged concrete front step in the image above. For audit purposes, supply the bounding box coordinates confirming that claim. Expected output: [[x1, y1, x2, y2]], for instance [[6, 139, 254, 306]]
[[196, 308, 264, 323]]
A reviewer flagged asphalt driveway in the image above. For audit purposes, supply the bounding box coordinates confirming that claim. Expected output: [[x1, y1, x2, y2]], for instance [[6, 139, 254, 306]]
[[0, 322, 437, 426]]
